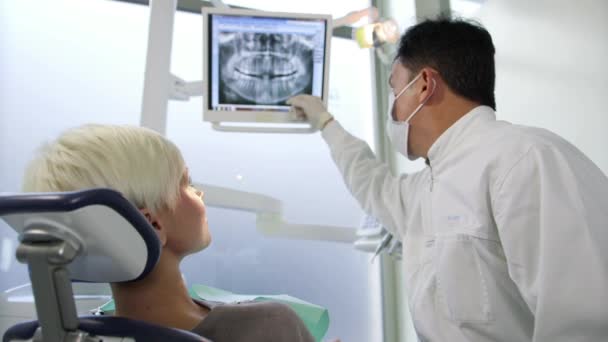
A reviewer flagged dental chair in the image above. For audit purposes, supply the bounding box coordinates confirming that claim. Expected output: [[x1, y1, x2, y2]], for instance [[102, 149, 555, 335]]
[[0, 189, 209, 342]]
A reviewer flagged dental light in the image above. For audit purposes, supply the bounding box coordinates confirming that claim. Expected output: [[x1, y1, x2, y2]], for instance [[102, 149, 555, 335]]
[[352, 18, 400, 49], [332, 7, 400, 49]]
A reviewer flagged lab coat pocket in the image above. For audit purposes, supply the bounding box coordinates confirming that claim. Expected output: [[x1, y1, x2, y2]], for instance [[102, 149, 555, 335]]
[[435, 234, 493, 323]]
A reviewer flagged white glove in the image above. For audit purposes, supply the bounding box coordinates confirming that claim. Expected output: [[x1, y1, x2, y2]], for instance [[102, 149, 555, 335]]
[[287, 95, 334, 131]]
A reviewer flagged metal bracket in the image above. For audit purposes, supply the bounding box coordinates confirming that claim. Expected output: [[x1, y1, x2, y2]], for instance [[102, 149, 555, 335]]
[[16, 228, 81, 342], [197, 182, 356, 243], [169, 74, 203, 101]]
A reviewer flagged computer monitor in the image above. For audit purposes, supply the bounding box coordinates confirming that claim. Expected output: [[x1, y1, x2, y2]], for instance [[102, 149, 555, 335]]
[[202, 7, 332, 126]]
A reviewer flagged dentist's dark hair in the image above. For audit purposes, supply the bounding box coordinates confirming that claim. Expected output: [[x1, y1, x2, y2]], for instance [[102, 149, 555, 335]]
[[396, 16, 496, 110]]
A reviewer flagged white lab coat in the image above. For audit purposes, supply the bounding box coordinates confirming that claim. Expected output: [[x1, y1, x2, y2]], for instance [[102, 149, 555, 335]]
[[321, 106, 608, 341]]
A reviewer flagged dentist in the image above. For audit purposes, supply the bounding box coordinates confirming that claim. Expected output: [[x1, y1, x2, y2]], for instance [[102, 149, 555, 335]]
[[288, 17, 608, 342]]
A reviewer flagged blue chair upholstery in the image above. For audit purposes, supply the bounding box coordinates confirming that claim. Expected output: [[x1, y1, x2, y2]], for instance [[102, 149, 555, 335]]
[[3, 316, 207, 342]]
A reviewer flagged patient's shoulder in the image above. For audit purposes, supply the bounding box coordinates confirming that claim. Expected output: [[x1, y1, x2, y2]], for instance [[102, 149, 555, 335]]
[[219, 300, 294, 315], [192, 300, 314, 342], [196, 298, 296, 316]]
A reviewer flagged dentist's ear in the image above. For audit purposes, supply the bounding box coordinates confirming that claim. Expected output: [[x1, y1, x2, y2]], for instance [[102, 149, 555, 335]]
[[139, 208, 167, 246], [418, 68, 438, 103]]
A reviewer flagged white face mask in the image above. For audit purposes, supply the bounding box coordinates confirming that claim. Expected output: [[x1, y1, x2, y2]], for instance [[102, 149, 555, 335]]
[[386, 73, 435, 160]]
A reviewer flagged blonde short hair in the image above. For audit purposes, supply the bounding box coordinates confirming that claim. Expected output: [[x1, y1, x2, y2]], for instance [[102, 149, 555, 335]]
[[23, 124, 186, 213]]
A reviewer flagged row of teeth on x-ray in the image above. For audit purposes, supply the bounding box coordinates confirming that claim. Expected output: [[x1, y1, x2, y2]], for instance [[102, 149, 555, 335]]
[[218, 32, 315, 55], [219, 32, 314, 104], [229, 72, 306, 104], [234, 53, 298, 79]]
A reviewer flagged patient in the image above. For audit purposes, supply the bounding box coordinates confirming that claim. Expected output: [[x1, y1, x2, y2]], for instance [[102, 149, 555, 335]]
[[22, 124, 315, 342]]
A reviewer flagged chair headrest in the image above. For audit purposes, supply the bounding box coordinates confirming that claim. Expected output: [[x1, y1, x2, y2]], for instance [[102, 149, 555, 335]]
[[0, 189, 160, 282]]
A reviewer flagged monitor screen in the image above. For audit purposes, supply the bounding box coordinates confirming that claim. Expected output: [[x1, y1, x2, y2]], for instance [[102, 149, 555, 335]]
[[203, 8, 331, 123]]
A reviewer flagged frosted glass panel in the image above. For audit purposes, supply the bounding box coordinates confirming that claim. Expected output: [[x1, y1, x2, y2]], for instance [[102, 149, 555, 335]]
[[0, 0, 381, 341], [0, 0, 149, 292]]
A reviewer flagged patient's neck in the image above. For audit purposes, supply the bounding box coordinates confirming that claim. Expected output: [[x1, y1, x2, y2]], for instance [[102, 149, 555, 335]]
[[111, 250, 208, 330]]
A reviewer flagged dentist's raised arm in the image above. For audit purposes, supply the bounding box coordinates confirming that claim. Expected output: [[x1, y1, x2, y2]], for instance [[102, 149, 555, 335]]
[[287, 94, 415, 240]]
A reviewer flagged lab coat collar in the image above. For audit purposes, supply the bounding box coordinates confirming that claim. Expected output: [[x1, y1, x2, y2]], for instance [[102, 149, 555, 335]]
[[426, 105, 496, 164]]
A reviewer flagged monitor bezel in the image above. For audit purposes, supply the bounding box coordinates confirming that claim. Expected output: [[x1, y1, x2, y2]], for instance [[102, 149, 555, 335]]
[[202, 7, 332, 124]]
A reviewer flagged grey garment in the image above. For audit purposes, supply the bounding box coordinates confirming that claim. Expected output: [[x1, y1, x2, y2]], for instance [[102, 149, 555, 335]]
[[191, 299, 315, 342]]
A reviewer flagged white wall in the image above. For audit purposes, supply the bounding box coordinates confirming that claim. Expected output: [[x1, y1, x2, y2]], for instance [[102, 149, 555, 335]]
[[479, 0, 608, 173]]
